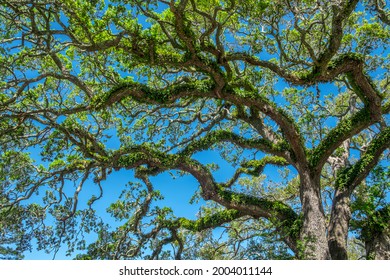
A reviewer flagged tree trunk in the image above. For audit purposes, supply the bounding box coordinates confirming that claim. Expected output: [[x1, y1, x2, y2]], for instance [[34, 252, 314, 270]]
[[327, 139, 351, 259], [328, 189, 351, 259], [299, 173, 331, 259], [364, 208, 390, 260], [365, 228, 390, 260]]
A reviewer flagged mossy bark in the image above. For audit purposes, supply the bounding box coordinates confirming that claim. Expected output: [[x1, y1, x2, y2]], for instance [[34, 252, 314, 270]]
[[362, 207, 390, 260]]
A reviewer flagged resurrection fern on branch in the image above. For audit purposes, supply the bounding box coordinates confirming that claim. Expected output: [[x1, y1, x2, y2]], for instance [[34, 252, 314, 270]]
[[0, 0, 389, 260]]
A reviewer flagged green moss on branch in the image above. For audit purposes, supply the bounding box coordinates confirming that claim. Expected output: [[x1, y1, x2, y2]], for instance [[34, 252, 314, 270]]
[[241, 156, 289, 176], [92, 79, 214, 109], [162, 209, 242, 231], [309, 107, 372, 170], [181, 130, 289, 156], [335, 127, 390, 190]]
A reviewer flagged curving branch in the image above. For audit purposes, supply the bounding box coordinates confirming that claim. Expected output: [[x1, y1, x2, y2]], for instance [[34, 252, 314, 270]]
[[310, 101, 389, 172], [110, 143, 300, 253], [224, 156, 289, 188], [335, 127, 390, 192], [97, 81, 305, 169], [214, 188, 299, 253], [310, 107, 373, 171], [180, 130, 290, 160], [371, 0, 390, 25], [161, 209, 244, 232], [316, 0, 359, 68]]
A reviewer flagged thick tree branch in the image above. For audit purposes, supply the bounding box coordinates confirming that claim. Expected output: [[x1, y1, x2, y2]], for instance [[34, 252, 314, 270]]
[[111, 144, 299, 253], [95, 81, 305, 168], [335, 127, 390, 192], [316, 0, 359, 69], [310, 102, 389, 172], [180, 130, 290, 160], [161, 209, 244, 232], [213, 188, 299, 253]]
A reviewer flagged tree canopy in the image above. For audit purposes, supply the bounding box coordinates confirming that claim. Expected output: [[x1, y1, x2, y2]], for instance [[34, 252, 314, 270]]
[[0, 0, 389, 260]]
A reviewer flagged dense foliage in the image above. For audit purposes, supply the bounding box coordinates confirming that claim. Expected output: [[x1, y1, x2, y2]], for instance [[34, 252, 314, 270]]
[[0, 0, 389, 259]]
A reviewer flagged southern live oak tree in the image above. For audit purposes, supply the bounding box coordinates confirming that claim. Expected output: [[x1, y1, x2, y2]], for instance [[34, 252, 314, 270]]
[[0, 0, 389, 260]]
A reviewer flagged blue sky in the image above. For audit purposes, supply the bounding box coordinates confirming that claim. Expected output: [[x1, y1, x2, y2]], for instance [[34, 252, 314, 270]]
[[21, 139, 295, 260], [3, 0, 388, 260]]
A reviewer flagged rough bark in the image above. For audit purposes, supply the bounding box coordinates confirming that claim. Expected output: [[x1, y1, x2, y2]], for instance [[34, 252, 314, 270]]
[[365, 229, 390, 260], [363, 207, 390, 260], [328, 189, 351, 259], [299, 173, 331, 259], [328, 140, 351, 260]]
